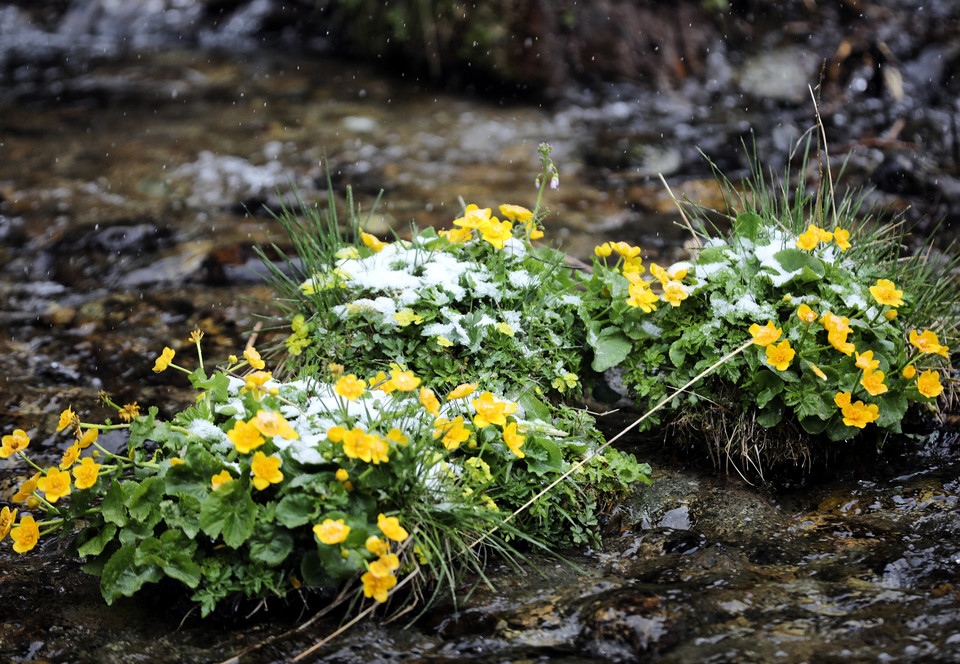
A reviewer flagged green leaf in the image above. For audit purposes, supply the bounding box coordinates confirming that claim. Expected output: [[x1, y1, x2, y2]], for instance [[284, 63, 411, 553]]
[[101, 480, 131, 527], [754, 371, 785, 408], [159, 496, 202, 539], [524, 437, 564, 477], [76, 523, 117, 557], [199, 480, 257, 549], [770, 249, 826, 284], [165, 445, 224, 500], [127, 476, 165, 525], [100, 545, 163, 604], [733, 212, 763, 242], [249, 530, 294, 567], [757, 401, 784, 428], [799, 414, 830, 434], [275, 493, 319, 528], [517, 391, 552, 423], [590, 327, 633, 372]]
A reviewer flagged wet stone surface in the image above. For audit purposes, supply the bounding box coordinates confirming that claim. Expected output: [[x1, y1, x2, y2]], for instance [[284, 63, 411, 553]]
[[1, 6, 960, 661]]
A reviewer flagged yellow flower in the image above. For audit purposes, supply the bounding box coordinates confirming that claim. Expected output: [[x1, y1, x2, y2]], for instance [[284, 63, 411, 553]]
[[12, 472, 40, 503], [335, 246, 360, 259], [57, 407, 76, 433], [436, 335, 455, 347], [626, 274, 659, 312], [917, 370, 944, 398], [76, 428, 98, 449], [366, 434, 390, 465], [365, 535, 389, 556], [471, 391, 519, 428], [855, 350, 880, 372], [389, 369, 421, 392], [0, 506, 17, 542], [834, 391, 852, 409], [227, 419, 265, 454], [612, 241, 642, 259], [764, 340, 795, 371], [368, 371, 396, 393], [251, 451, 284, 490], [447, 383, 478, 400], [251, 410, 299, 439], [368, 552, 400, 578], [833, 227, 851, 251], [621, 257, 645, 276], [313, 518, 350, 544], [361, 570, 397, 603], [797, 304, 818, 324], [10, 514, 39, 554], [661, 280, 689, 307], [909, 329, 950, 357], [749, 321, 782, 347], [334, 374, 367, 401], [841, 400, 880, 428], [169, 457, 184, 466], [649, 263, 668, 284], [342, 427, 372, 462], [827, 330, 856, 356], [869, 279, 904, 307], [386, 428, 409, 445], [419, 387, 440, 416], [821, 312, 852, 334], [478, 217, 514, 249], [884, 309, 898, 321], [361, 231, 387, 252], [499, 204, 534, 224], [796, 226, 820, 251], [393, 308, 423, 327], [453, 204, 492, 229], [242, 370, 274, 399], [335, 468, 349, 482], [73, 457, 101, 489], [903, 365, 917, 379], [809, 363, 828, 380], [59, 443, 81, 470], [594, 242, 613, 258], [118, 402, 140, 422], [326, 425, 345, 443], [189, 329, 204, 344], [494, 321, 515, 337], [244, 346, 266, 370], [503, 422, 526, 458], [438, 226, 473, 243], [377, 513, 409, 541], [433, 416, 470, 450], [153, 346, 175, 372], [860, 369, 888, 396], [1, 428, 30, 458], [210, 470, 233, 491], [37, 467, 72, 503]]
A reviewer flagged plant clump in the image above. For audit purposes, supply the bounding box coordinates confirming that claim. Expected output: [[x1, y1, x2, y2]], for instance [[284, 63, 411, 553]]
[[580, 156, 956, 473]]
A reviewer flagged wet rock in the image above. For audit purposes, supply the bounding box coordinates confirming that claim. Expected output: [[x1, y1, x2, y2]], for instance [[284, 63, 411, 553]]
[[171, 150, 316, 212], [736, 47, 820, 104]]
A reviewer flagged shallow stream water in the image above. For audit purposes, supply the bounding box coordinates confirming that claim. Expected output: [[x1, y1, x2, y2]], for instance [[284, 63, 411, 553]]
[[2, 8, 960, 662]]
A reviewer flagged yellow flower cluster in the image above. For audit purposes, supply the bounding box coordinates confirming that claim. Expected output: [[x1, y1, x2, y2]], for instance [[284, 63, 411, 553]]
[[796, 223, 851, 252], [596, 242, 692, 311], [2, 405, 111, 553], [439, 203, 542, 248]]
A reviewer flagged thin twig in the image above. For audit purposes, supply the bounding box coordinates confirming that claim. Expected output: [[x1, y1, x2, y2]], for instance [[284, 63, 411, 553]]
[[809, 85, 838, 229], [289, 568, 423, 663], [471, 339, 753, 549], [658, 173, 702, 248]]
